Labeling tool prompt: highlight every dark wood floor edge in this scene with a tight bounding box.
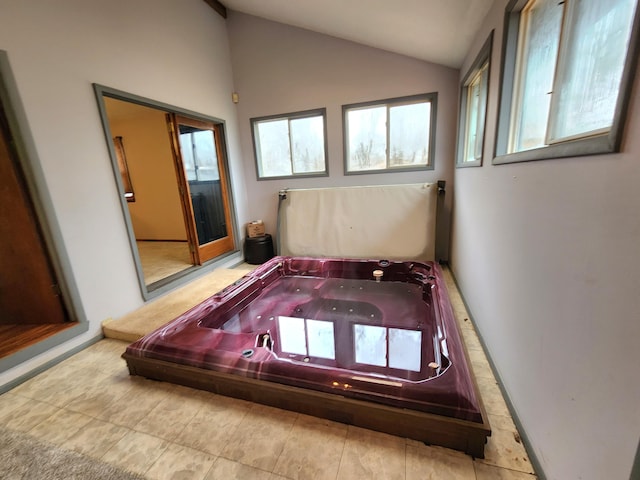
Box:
[0,328,99,394]
[0,324,77,358]
[447,265,547,479]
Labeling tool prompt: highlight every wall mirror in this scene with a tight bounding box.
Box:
[94,85,237,298]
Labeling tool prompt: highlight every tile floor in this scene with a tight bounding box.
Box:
[0,269,538,479]
[136,241,192,285]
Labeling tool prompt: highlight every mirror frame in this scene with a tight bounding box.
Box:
[93,84,241,300]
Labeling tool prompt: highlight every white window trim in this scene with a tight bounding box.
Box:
[494,0,640,164]
[342,93,437,175]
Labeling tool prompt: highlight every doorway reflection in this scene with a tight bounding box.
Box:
[102,98,193,287]
[136,240,192,285]
[96,87,237,294]
[168,115,235,266]
[178,124,227,245]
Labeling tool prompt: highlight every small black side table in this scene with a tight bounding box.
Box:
[244,234,274,264]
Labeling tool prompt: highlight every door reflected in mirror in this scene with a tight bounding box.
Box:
[96,88,236,294]
[168,115,235,265]
[178,125,226,244]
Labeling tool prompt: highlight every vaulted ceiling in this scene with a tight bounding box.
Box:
[220,0,494,68]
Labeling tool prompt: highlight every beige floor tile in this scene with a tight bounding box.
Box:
[65,369,136,418]
[89,337,132,354]
[443,294,470,326]
[3,398,60,432]
[479,423,535,474]
[27,408,93,445]
[47,376,115,409]
[337,426,406,480]
[145,442,217,480]
[97,377,175,427]
[175,394,252,456]
[489,413,517,431]
[10,362,101,402]
[0,392,31,421]
[451,305,469,323]
[101,429,169,475]
[62,339,129,375]
[137,240,192,285]
[133,387,205,441]
[476,376,511,417]
[220,403,297,471]
[474,462,537,479]
[62,418,131,459]
[273,414,347,480]
[406,443,475,480]
[457,314,477,330]
[205,457,272,480]
[467,348,496,380]
[18,367,111,409]
[460,325,483,351]
[7,374,47,399]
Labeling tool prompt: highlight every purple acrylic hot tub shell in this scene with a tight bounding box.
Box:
[125,257,485,424]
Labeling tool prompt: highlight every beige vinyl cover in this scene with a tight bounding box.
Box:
[279,183,438,261]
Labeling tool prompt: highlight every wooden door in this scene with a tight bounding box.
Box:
[167,114,235,265]
[0,103,69,324]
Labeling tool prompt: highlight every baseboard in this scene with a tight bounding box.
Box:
[0,332,104,395]
[448,267,547,480]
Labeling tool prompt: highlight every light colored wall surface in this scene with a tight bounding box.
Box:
[450,1,640,479]
[227,12,458,259]
[0,0,248,387]
[105,101,187,241]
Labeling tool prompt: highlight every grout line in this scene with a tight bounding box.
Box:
[334,429,348,480]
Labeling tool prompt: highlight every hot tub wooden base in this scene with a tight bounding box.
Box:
[123,353,491,458]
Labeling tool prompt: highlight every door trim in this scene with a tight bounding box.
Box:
[93,84,241,300]
[167,114,236,265]
[0,50,87,369]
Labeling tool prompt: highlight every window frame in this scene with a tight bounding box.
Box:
[342,93,437,175]
[494,0,640,164]
[251,108,329,181]
[113,136,135,201]
[456,30,493,168]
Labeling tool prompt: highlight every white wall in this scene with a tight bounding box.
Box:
[226,12,458,259]
[451,1,640,479]
[106,104,187,241]
[0,0,248,386]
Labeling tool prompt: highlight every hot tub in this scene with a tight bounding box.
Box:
[123,256,491,456]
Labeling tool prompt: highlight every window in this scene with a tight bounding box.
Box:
[113,136,135,201]
[343,93,437,174]
[178,126,220,182]
[457,31,493,167]
[495,0,639,163]
[251,108,328,179]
